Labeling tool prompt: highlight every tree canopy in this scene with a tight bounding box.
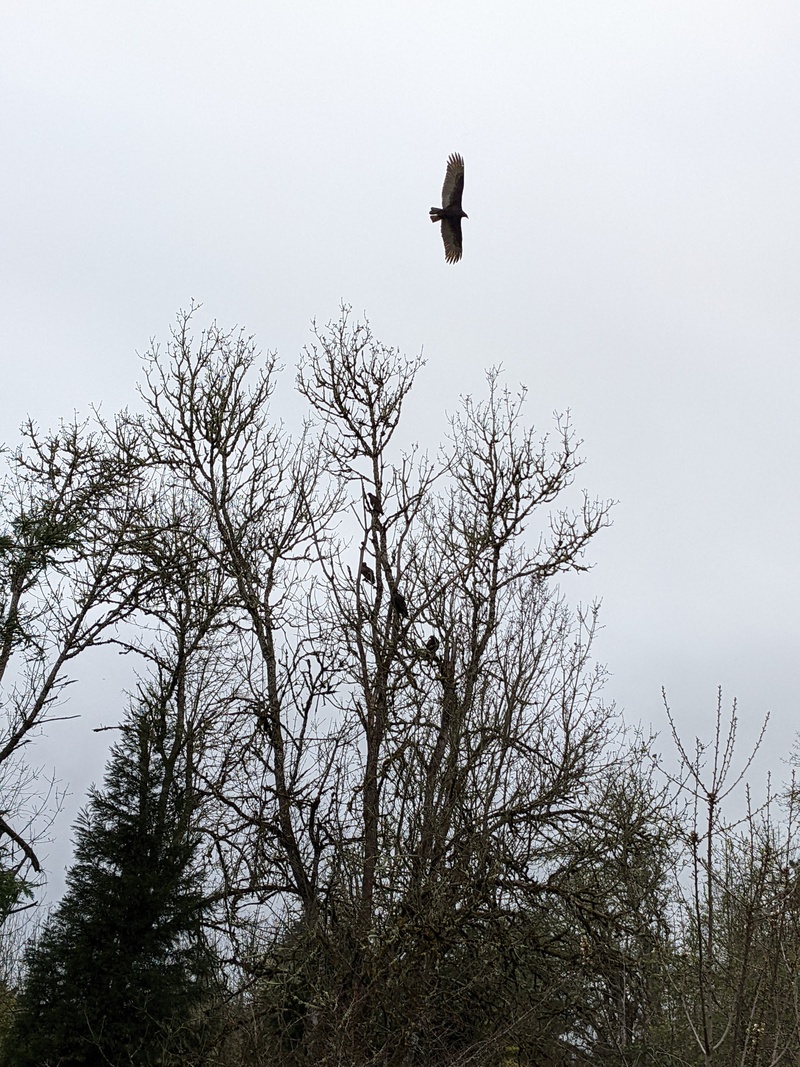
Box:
[0,308,797,1067]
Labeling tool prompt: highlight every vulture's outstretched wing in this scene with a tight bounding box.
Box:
[441,217,463,263]
[441,153,465,210]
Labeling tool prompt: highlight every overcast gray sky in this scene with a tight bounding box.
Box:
[3,1,800,893]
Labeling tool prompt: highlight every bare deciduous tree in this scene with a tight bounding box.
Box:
[0,417,148,884]
[125,306,628,1064]
[659,689,800,1067]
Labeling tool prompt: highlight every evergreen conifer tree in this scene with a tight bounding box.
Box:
[2,688,216,1067]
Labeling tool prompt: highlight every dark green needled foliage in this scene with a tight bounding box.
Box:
[2,695,217,1067]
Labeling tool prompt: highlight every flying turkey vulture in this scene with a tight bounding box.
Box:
[360,561,375,585]
[391,590,409,618]
[430,153,468,263]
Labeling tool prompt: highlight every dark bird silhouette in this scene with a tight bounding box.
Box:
[425,635,439,654]
[367,492,383,515]
[391,590,409,618]
[430,153,468,263]
[360,561,375,584]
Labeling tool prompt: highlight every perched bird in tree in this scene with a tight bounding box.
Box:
[425,635,440,654]
[360,561,375,585]
[430,153,468,263]
[367,492,383,515]
[391,590,409,618]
